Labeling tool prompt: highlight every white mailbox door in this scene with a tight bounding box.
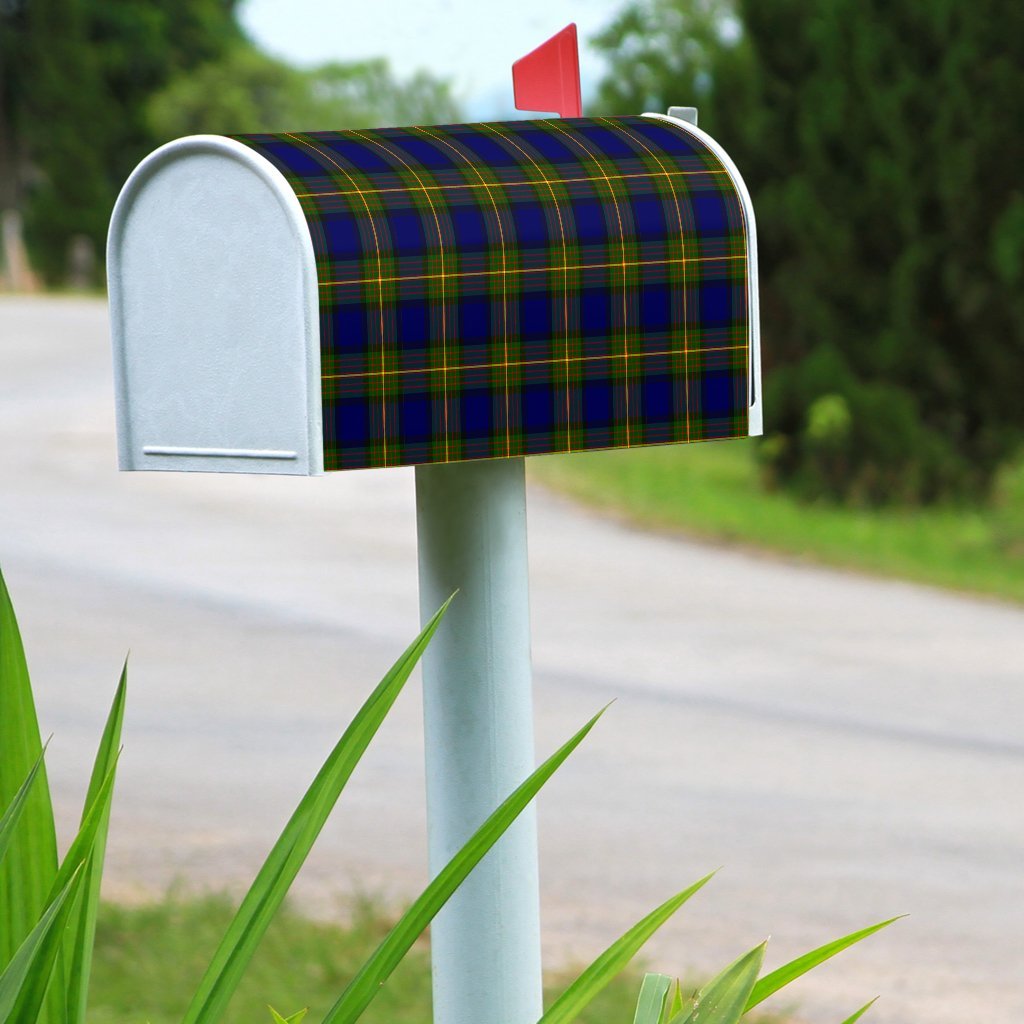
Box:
[108,136,323,475]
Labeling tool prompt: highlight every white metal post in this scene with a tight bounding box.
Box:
[415,456,543,1024]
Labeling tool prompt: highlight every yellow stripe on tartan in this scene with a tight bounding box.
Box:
[321,254,745,288]
[483,123,575,453]
[293,167,731,200]
[284,132,391,467]
[348,129,452,463]
[235,115,753,470]
[416,125,513,459]
[537,120,634,447]
[601,117,694,444]
[322,344,748,380]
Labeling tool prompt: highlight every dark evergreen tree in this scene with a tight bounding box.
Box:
[8,0,116,283]
[1,0,462,288]
[595,0,1024,503]
[0,0,241,284]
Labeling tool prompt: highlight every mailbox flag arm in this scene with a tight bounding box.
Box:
[512,23,582,117]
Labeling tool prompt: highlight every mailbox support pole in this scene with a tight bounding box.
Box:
[415,457,543,1024]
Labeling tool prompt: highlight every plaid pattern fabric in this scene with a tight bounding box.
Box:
[235,116,752,471]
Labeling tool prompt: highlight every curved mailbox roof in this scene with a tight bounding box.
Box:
[236,115,758,471]
[109,114,758,474]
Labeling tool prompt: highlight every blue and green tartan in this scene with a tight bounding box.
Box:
[235,115,752,471]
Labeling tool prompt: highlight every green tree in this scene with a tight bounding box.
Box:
[3,0,116,285]
[592,0,740,117]
[146,46,464,140]
[1,0,241,285]
[594,0,1024,504]
[1,0,462,287]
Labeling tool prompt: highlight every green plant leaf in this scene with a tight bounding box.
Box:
[66,662,127,1024]
[539,873,714,1024]
[745,918,902,1011]
[182,597,454,1024]
[666,980,684,1021]
[669,943,765,1024]
[0,867,85,1024]
[12,761,119,1022]
[633,973,671,1024]
[50,762,119,906]
[0,749,46,870]
[321,708,607,1024]
[268,1008,308,1024]
[0,567,59,1011]
[839,997,878,1024]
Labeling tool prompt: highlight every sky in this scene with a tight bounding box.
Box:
[239,0,628,120]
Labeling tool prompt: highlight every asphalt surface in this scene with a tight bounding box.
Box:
[1,296,1022,1022]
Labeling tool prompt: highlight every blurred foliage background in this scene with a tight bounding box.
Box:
[0,0,462,285]
[1,0,1022,519]
[595,0,1024,506]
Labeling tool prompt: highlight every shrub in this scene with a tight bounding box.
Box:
[760,346,976,505]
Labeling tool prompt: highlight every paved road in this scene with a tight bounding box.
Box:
[1,296,1022,1023]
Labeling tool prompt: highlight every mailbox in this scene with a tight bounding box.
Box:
[108,112,760,475]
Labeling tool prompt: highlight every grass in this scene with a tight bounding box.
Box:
[530,439,1024,604]
[85,895,647,1024]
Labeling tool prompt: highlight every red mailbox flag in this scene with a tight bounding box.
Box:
[512,24,582,118]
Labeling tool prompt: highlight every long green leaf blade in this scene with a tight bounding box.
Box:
[183,598,453,1024]
[666,980,684,1021]
[633,973,671,1024]
[671,943,765,1024]
[745,918,902,1011]
[321,709,606,1024]
[840,998,878,1024]
[0,567,59,1017]
[48,762,119,904]
[0,868,84,1024]
[540,873,714,1024]
[12,762,119,1022]
[0,750,46,870]
[66,662,127,1024]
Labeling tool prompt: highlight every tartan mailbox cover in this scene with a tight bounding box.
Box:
[108,113,760,475]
